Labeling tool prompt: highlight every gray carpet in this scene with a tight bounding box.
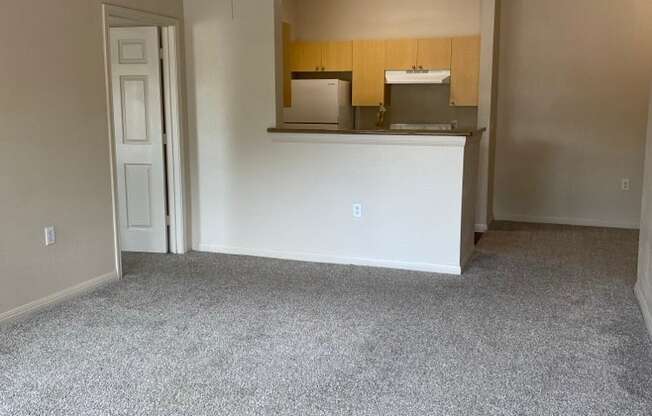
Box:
[1,222,652,415]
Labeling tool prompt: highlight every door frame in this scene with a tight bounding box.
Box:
[101,4,188,278]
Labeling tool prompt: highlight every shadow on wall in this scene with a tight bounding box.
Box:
[185,4,239,247]
[495,137,561,216]
[185,0,281,249]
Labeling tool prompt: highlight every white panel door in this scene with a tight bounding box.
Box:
[110,27,167,253]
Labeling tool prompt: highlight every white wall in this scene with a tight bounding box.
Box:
[0,0,184,318]
[292,0,481,40]
[184,0,477,273]
[494,0,652,229]
[636,83,652,337]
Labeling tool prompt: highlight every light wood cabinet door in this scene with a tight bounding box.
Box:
[322,41,352,71]
[290,41,323,72]
[417,38,452,70]
[450,36,481,107]
[385,39,418,70]
[353,40,387,106]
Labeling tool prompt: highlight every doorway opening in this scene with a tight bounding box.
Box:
[102,5,187,278]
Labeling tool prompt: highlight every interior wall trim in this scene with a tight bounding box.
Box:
[494,214,640,230]
[0,271,118,325]
[198,244,463,275]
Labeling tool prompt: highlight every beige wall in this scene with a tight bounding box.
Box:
[0,0,184,317]
[281,0,298,29]
[292,0,480,40]
[637,83,652,337]
[494,0,652,228]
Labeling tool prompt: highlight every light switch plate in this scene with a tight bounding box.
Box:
[44,226,56,246]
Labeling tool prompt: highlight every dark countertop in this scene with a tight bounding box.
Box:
[268,127,485,137]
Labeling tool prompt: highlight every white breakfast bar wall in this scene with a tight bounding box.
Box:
[185,0,494,275]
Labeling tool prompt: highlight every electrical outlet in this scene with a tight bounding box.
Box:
[44,226,56,246]
[352,203,363,218]
[622,178,631,191]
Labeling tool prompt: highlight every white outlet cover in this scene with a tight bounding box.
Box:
[353,204,363,218]
[44,226,56,246]
[622,178,631,191]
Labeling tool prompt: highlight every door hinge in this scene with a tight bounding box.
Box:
[159,48,164,60]
[162,133,167,145]
[166,215,171,226]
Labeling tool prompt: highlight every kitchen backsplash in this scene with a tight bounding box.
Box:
[355,84,478,130]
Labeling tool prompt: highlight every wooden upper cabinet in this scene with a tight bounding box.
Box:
[353,40,386,106]
[290,41,353,72]
[287,35,479,108]
[450,36,481,107]
[322,41,353,71]
[385,38,451,70]
[385,39,418,70]
[290,42,323,72]
[417,38,452,69]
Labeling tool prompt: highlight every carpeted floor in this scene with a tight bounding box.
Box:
[1,222,652,415]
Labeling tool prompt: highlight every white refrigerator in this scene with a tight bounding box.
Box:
[283,79,353,130]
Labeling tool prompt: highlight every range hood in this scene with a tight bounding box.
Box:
[385,69,451,85]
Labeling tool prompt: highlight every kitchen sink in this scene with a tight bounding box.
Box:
[390,123,455,131]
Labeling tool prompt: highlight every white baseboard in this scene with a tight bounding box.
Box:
[494,214,640,230]
[0,271,119,325]
[198,244,462,275]
[635,282,652,340]
[475,224,488,233]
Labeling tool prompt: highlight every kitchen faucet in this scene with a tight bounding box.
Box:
[376,102,387,128]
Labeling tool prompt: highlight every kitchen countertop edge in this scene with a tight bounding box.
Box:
[267,127,485,137]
